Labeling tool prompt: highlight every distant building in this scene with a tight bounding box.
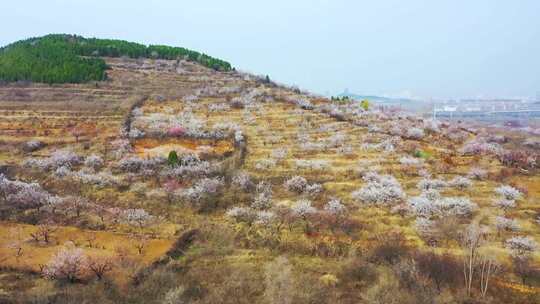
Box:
[460,98,522,103]
[433,97,540,119]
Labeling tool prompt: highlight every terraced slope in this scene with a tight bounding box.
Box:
[0,55,539,303]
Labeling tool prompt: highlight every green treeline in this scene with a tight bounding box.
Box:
[0,34,232,84]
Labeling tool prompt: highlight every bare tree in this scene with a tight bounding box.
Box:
[7,241,24,261]
[506,236,538,285]
[132,234,149,255]
[461,223,484,296]
[479,254,500,298]
[512,256,536,285]
[70,128,84,143]
[93,204,109,226]
[85,233,98,248]
[415,251,461,292]
[63,196,91,218]
[7,227,26,261]
[114,245,133,268]
[30,222,57,244]
[87,255,114,280]
[433,216,460,247]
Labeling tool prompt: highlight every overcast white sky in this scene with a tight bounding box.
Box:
[1,0,539,99]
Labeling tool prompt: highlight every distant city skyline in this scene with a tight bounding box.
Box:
[335,88,537,102]
[1,0,539,99]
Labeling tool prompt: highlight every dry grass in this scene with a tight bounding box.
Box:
[0,222,173,272]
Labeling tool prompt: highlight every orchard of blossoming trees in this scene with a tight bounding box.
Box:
[0,36,539,303]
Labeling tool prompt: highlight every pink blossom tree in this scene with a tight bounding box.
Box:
[167,126,186,137]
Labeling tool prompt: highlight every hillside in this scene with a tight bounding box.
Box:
[336,91,432,111]
[0,36,539,303]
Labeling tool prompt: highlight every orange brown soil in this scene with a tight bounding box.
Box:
[133,137,234,158]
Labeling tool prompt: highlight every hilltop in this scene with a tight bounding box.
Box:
[0,34,231,84]
[0,35,539,303]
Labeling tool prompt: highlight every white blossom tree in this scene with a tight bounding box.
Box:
[351,172,405,206]
[468,168,488,180]
[23,139,44,152]
[182,177,224,209]
[271,148,288,160]
[122,208,155,229]
[43,245,87,282]
[450,176,472,190]
[252,191,273,210]
[255,159,277,170]
[226,206,256,224]
[0,175,50,211]
[399,156,423,167]
[407,191,477,219]
[492,199,517,211]
[323,198,347,216]
[507,236,538,286]
[495,216,520,234]
[495,185,522,201]
[417,178,447,191]
[84,154,104,171]
[505,236,537,256]
[232,171,254,192]
[255,210,276,227]
[284,176,308,193]
[437,197,477,218]
[405,127,425,140]
[292,199,317,232]
[322,198,349,233]
[49,150,82,169]
[304,183,323,198]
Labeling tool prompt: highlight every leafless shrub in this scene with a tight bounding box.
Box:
[370,232,410,265]
[87,255,114,280]
[30,222,57,244]
[415,251,461,292]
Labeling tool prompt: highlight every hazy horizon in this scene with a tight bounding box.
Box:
[2,0,539,100]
